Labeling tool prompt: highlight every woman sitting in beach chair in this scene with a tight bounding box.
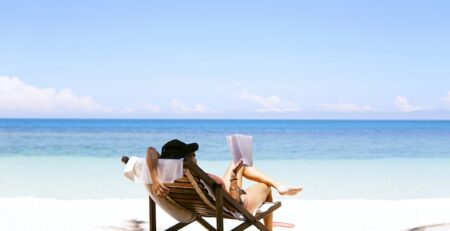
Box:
[123,139,302,230]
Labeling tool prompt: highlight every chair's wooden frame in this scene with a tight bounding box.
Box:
[149,158,281,231]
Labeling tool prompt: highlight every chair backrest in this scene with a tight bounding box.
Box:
[165,161,241,220]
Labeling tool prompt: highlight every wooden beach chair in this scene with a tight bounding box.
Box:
[148,158,281,231]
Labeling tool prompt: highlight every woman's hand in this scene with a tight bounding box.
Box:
[146,146,168,197]
[152,179,169,198]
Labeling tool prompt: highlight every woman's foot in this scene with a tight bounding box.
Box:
[276,185,302,196]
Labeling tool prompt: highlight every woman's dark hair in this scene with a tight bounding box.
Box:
[121,156,129,164]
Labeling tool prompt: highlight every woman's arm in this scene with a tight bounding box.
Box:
[229,160,245,204]
[146,147,169,197]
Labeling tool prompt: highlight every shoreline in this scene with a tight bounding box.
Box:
[2,197,450,231]
[3,157,450,200]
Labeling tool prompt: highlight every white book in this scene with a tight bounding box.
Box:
[226,134,253,166]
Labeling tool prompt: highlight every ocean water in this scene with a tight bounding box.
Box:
[1,119,450,200]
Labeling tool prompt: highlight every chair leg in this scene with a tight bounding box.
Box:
[165,216,214,231]
[215,189,224,231]
[252,221,269,231]
[231,220,268,231]
[231,221,252,231]
[196,216,217,231]
[149,196,156,231]
[165,222,192,231]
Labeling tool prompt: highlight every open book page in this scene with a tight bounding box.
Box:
[226,134,253,166]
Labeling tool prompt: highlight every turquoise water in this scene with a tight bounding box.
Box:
[1,119,449,199]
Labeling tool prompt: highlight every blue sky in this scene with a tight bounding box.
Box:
[1,0,449,119]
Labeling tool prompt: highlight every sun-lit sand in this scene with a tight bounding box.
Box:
[2,197,450,231]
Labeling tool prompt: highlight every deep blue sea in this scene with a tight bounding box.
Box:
[1,119,449,200]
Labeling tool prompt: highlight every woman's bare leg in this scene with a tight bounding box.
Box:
[223,162,297,230]
[225,162,275,229]
[244,183,273,230]
[225,163,280,189]
[242,166,280,189]
[264,189,273,230]
[243,166,302,196]
[224,161,301,196]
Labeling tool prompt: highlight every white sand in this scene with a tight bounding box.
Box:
[1,197,450,231]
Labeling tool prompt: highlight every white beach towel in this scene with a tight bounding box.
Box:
[226,134,253,166]
[123,156,184,184]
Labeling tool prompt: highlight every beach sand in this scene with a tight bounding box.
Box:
[1,197,450,231]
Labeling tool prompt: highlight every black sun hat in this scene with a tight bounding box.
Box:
[160,139,199,159]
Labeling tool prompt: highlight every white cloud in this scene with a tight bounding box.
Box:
[115,103,161,114]
[169,99,207,113]
[238,89,299,112]
[0,76,111,115]
[394,96,430,112]
[320,102,374,112]
[0,76,218,117]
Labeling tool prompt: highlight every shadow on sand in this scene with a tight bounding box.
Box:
[103,219,147,231]
[408,223,450,231]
